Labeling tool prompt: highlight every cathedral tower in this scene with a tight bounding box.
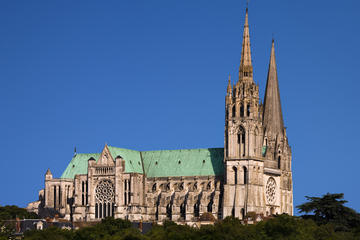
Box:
[223,8,264,219]
[223,9,293,219]
[262,40,293,215]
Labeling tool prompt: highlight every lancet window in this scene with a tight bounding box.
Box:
[233,166,238,185]
[166,203,172,220]
[124,179,131,205]
[194,202,200,217]
[243,166,248,184]
[278,156,281,169]
[180,202,186,219]
[237,127,246,157]
[81,180,88,206]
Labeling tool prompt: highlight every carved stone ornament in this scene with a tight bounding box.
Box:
[266,177,276,204]
[95,179,115,203]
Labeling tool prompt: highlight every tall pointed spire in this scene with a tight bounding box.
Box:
[263,40,284,136]
[239,8,253,82]
[227,74,232,96]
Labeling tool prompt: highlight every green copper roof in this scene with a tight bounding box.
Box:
[142,148,224,177]
[60,153,100,179]
[107,146,143,174]
[60,146,224,179]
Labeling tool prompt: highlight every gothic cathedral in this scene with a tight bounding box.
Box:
[27,9,293,224]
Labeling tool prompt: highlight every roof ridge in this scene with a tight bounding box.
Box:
[107,145,223,153]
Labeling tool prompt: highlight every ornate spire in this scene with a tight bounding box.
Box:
[263,40,284,136]
[227,74,232,96]
[239,8,253,82]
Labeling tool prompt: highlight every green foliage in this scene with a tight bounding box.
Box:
[4,193,360,240]
[73,217,142,240]
[0,205,38,220]
[24,226,74,240]
[8,214,360,240]
[297,193,360,231]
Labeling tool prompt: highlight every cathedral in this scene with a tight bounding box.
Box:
[27,9,293,224]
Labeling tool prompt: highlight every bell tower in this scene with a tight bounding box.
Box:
[223,8,265,219]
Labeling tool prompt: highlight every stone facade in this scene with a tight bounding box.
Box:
[27,8,293,224]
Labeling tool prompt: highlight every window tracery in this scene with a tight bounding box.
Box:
[266,177,276,204]
[95,179,115,219]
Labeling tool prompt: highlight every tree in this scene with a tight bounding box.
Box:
[297,193,360,231]
[0,205,38,220]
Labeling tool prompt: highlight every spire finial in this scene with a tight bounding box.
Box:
[74,146,77,156]
[238,4,253,82]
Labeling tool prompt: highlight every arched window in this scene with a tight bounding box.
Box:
[241,208,245,220]
[247,104,250,117]
[180,202,186,219]
[155,195,160,221]
[239,126,246,157]
[243,166,248,184]
[240,104,244,117]
[152,183,157,192]
[53,186,56,208]
[95,203,98,218]
[225,134,228,157]
[124,179,131,205]
[166,203,172,220]
[231,207,235,217]
[95,180,115,219]
[194,202,200,217]
[82,181,84,205]
[233,166,238,185]
[278,156,281,169]
[207,201,213,213]
[242,131,245,157]
[232,105,236,117]
[58,186,61,208]
[254,128,258,155]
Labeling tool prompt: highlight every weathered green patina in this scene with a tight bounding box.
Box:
[60,153,100,179]
[107,146,143,174]
[60,146,224,179]
[142,148,224,178]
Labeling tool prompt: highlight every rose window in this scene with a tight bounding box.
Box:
[265,177,276,204]
[95,179,115,203]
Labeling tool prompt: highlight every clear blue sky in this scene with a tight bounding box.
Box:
[0,0,359,214]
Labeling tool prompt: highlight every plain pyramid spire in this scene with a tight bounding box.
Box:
[239,8,254,82]
[263,40,284,136]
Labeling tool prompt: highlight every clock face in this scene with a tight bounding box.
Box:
[266,177,276,204]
